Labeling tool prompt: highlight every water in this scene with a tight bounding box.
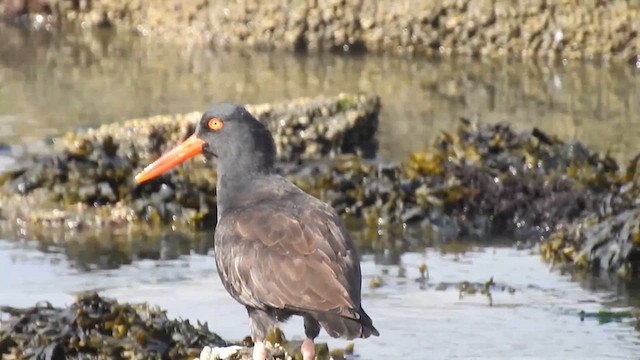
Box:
[1,25,639,162]
[1,24,640,359]
[2,240,639,359]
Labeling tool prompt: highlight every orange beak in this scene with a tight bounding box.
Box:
[134,134,206,184]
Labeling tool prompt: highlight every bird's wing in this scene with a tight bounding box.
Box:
[214,199,362,320]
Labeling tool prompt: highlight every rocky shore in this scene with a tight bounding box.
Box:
[0,292,345,360]
[0,93,380,231]
[1,0,638,64]
[0,93,638,279]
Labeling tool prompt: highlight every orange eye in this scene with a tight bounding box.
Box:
[208,118,223,131]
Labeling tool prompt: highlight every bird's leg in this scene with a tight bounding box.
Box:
[252,341,267,360]
[247,307,276,360]
[301,338,315,360]
[302,315,320,360]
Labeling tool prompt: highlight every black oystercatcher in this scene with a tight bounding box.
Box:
[134,104,379,360]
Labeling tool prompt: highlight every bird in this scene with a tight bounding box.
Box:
[134,104,379,360]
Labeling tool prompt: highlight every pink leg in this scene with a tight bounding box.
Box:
[301,338,315,360]
[253,341,267,360]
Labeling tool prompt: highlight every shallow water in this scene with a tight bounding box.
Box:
[2,240,639,359]
[1,24,640,358]
[0,25,639,163]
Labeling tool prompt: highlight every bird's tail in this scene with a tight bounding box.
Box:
[314,307,379,340]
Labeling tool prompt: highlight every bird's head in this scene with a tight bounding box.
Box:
[134,103,276,184]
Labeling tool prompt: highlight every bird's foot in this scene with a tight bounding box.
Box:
[301,338,315,360]
[199,345,243,360]
[253,341,267,360]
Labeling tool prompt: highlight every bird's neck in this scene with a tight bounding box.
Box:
[215,157,274,220]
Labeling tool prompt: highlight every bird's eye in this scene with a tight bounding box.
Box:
[208,118,224,131]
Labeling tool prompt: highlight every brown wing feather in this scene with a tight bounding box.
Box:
[214,196,362,319]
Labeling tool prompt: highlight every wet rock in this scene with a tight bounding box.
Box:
[541,209,640,280]
[0,93,379,230]
[97,181,116,202]
[0,292,227,359]
[0,293,342,360]
[78,184,97,202]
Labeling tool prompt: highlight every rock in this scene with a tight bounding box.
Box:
[0,93,379,230]
[1,0,638,63]
[1,108,639,280]
[542,209,640,280]
[0,293,221,359]
[0,293,341,360]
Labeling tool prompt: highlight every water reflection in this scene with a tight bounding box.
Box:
[2,223,420,272]
[0,213,493,274]
[3,228,211,271]
[0,24,638,163]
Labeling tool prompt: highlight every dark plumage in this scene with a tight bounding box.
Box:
[135,104,378,360]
